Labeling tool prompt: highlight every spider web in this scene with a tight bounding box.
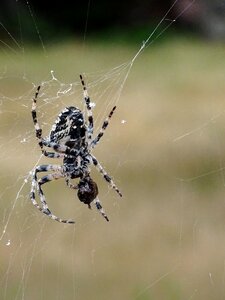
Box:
[1,1,225,299]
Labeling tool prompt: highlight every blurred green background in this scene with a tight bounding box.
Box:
[1,1,225,300]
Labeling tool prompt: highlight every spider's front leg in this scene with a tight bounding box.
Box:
[65,178,78,190]
[77,176,109,221]
[30,164,75,224]
[94,197,109,222]
[90,155,122,197]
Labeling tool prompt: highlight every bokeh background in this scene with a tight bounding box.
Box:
[1,1,225,299]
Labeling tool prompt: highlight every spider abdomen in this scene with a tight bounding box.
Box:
[49,106,86,144]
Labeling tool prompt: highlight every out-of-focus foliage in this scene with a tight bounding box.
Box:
[0,0,225,41]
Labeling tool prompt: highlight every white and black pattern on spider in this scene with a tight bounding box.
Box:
[50,107,86,145]
[30,75,122,224]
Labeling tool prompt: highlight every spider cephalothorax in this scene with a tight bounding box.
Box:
[77,176,98,206]
[30,75,122,224]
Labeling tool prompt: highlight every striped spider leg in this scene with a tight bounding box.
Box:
[30,164,75,224]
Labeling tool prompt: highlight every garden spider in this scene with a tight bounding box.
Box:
[30,75,122,224]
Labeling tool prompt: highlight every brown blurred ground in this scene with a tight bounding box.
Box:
[0,37,225,299]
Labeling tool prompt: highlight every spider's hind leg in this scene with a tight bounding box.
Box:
[31,85,44,151]
[80,75,94,143]
[91,106,116,149]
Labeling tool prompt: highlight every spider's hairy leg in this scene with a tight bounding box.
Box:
[79,74,94,142]
[31,87,70,159]
[94,197,109,222]
[42,151,65,159]
[91,155,122,197]
[65,178,78,189]
[91,106,116,149]
[42,140,79,157]
[30,165,75,224]
[31,85,44,151]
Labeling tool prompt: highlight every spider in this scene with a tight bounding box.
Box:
[30,75,122,224]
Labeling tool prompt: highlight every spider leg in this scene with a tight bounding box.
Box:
[42,150,65,159]
[91,155,122,197]
[31,85,43,150]
[31,164,60,212]
[37,172,63,212]
[65,178,78,189]
[94,197,109,222]
[31,85,44,152]
[42,140,79,157]
[32,87,78,159]
[91,106,116,149]
[42,150,79,160]
[80,75,94,143]
[30,165,75,224]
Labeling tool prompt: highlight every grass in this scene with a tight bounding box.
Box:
[1,36,225,299]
